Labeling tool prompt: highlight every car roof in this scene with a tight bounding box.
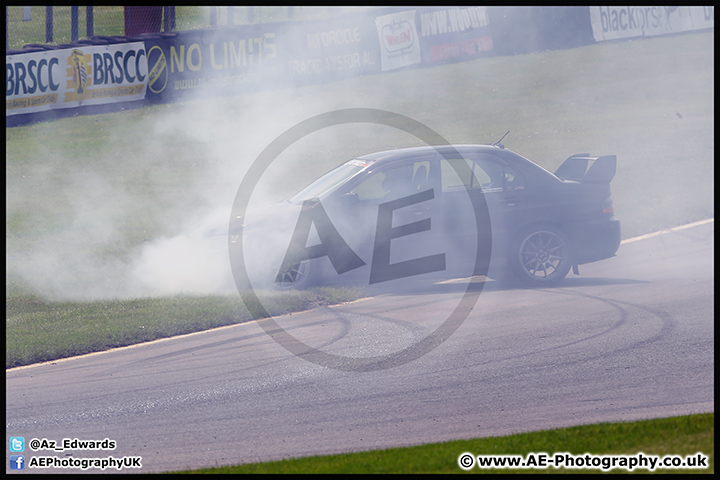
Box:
[354,144,561,184]
[355,144,506,165]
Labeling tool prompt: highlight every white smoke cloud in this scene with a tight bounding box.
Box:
[7,20,712,301]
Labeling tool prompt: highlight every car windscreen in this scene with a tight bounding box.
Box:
[289,159,369,204]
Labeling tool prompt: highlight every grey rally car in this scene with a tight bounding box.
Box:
[233,142,620,289]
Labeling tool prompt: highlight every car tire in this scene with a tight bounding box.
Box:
[510,226,573,287]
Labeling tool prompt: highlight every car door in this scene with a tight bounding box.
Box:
[436,153,527,274]
[328,157,445,284]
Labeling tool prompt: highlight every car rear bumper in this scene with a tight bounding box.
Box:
[571,217,621,265]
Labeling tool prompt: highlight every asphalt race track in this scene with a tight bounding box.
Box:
[6,220,714,474]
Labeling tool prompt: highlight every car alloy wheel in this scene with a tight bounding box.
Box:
[515,228,572,286]
[275,259,313,290]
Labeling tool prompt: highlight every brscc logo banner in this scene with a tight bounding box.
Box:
[229,108,491,372]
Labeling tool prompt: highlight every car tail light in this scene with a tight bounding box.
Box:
[602,194,614,215]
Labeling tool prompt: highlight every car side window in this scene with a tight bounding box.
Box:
[503,168,525,192]
[350,160,433,202]
[441,158,488,192]
[441,156,524,193]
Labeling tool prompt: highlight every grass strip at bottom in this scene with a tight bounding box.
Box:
[174,413,713,474]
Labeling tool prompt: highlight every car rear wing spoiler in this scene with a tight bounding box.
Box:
[554,154,617,184]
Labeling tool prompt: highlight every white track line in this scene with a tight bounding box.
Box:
[621,218,714,244]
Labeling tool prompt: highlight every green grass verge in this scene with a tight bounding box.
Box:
[5,286,365,369]
[171,413,713,474]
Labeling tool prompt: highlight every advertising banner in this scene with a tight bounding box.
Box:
[281,13,381,86]
[417,7,493,64]
[590,6,714,41]
[141,13,384,103]
[6,42,147,117]
[141,25,283,102]
[375,9,422,72]
[5,8,496,124]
